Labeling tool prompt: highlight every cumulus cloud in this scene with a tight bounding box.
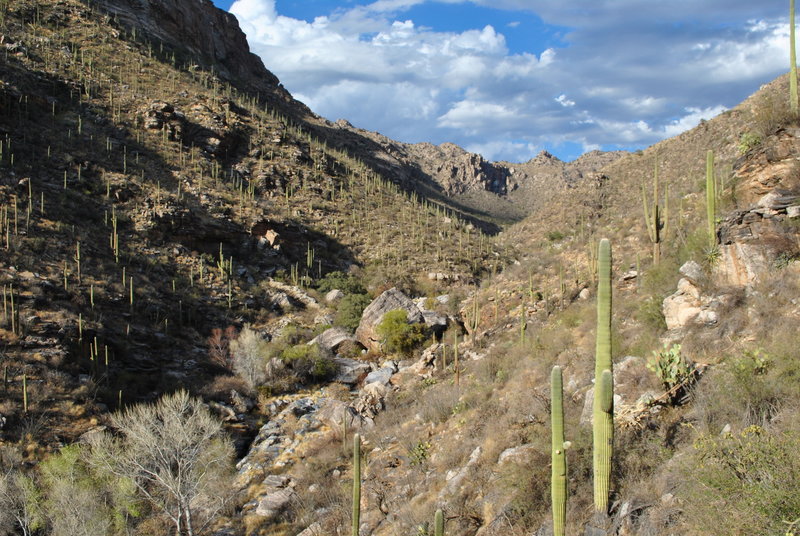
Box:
[229,0,792,161]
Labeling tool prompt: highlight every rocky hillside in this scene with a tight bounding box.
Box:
[86,0,625,227]
[2,0,800,535]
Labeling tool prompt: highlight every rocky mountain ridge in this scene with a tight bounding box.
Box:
[91,0,626,226]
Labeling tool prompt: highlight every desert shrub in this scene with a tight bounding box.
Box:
[737,131,762,154]
[37,444,140,536]
[498,451,551,530]
[418,383,461,424]
[376,310,428,356]
[334,293,372,331]
[752,88,797,138]
[274,324,311,348]
[682,426,800,535]
[229,325,269,390]
[200,375,252,402]
[315,271,366,296]
[636,294,667,331]
[281,344,335,382]
[691,346,800,437]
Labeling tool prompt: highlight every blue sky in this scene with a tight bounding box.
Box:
[215,0,791,162]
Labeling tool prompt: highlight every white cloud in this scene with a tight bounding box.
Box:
[465,140,540,163]
[229,0,793,162]
[555,94,575,107]
[438,101,520,131]
[661,106,729,138]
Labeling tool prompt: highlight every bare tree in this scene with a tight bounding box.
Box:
[89,390,235,536]
[207,326,238,372]
[229,324,269,389]
[0,447,39,536]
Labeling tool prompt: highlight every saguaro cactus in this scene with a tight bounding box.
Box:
[434,509,444,536]
[792,0,798,114]
[593,239,613,514]
[352,433,361,536]
[551,366,567,536]
[706,150,716,248]
[22,374,28,414]
[642,154,669,265]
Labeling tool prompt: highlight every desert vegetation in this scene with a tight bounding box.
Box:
[0,0,800,534]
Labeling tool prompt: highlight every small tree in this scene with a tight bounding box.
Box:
[0,448,39,536]
[229,324,268,389]
[335,294,373,331]
[37,445,139,536]
[88,391,234,536]
[281,343,335,382]
[207,326,238,372]
[376,309,428,356]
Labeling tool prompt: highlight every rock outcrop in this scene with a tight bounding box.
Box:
[93,0,290,100]
[663,262,727,331]
[714,127,800,287]
[355,288,424,352]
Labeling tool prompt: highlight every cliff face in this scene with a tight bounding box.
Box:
[93,0,302,108]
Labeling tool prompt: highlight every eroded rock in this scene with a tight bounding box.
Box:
[355,288,423,351]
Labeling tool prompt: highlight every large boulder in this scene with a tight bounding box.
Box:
[331,357,371,385]
[355,288,424,351]
[311,327,361,355]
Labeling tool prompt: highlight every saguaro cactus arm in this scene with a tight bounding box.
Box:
[706,150,716,247]
[352,434,361,536]
[551,366,567,536]
[792,0,798,114]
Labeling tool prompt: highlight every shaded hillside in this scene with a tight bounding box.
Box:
[0,0,508,449]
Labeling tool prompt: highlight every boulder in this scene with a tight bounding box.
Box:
[440,446,482,498]
[364,367,395,386]
[354,382,388,419]
[325,289,344,303]
[421,310,448,335]
[715,242,774,287]
[355,288,424,351]
[662,278,703,330]
[255,488,295,518]
[679,260,704,284]
[313,327,359,355]
[662,278,724,331]
[331,357,371,385]
[316,398,366,430]
[297,523,324,536]
[497,443,537,465]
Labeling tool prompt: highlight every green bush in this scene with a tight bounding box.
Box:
[281,343,335,382]
[376,309,428,356]
[737,131,762,154]
[315,271,366,295]
[334,294,373,331]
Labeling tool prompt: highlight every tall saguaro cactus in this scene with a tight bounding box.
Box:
[792,0,798,114]
[352,433,361,536]
[551,366,567,536]
[593,239,613,515]
[706,150,716,248]
[642,154,668,265]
